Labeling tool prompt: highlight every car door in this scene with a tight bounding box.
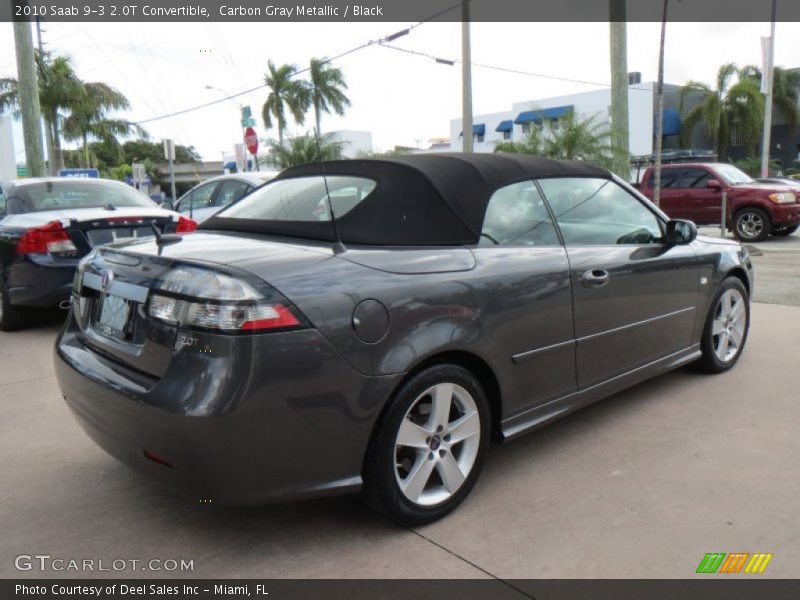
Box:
[677,167,721,224]
[649,167,683,218]
[176,181,221,222]
[538,177,699,389]
[472,180,576,416]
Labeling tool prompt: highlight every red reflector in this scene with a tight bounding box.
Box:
[143,449,174,469]
[175,216,198,233]
[15,220,73,255]
[242,304,300,331]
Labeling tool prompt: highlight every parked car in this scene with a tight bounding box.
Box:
[172,172,279,223]
[55,154,752,525]
[638,162,800,241]
[0,177,196,330]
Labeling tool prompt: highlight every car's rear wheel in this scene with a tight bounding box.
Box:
[772,225,798,237]
[695,277,750,373]
[733,207,771,242]
[364,364,490,526]
[0,284,27,332]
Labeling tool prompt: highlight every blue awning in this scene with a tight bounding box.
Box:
[223,161,238,171]
[514,105,573,124]
[495,120,513,133]
[662,108,682,136]
[459,123,486,136]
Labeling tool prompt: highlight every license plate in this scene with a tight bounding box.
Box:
[86,227,154,246]
[95,294,131,339]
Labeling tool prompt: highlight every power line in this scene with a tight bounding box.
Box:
[378,42,655,92]
[131,4,462,126]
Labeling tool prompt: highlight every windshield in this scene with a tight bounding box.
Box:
[217,176,377,221]
[715,164,754,185]
[10,181,156,213]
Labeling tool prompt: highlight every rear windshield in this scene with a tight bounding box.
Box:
[216,176,377,222]
[8,181,155,213]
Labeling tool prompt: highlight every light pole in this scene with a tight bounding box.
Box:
[205,85,248,172]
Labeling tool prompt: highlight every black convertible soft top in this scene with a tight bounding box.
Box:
[203,153,610,246]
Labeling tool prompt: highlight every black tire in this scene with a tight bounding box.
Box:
[363,364,491,526]
[733,207,771,242]
[0,283,27,332]
[772,225,798,237]
[695,277,750,373]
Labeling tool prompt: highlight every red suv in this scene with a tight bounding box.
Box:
[638,162,800,242]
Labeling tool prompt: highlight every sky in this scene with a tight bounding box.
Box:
[1,19,798,162]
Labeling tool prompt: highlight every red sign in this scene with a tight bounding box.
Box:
[244,127,258,155]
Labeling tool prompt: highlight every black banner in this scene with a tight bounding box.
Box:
[5,579,800,600]
[3,0,800,23]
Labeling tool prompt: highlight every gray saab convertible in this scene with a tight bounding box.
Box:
[55,153,752,525]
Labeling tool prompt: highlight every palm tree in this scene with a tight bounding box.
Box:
[261,61,309,147]
[738,65,800,134]
[265,134,343,169]
[62,82,144,167]
[496,111,625,169]
[679,63,764,158]
[307,58,350,134]
[0,51,84,173]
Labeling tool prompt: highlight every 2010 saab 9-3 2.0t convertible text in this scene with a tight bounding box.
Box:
[55,154,753,525]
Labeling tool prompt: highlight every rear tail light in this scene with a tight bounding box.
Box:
[16,220,78,256]
[175,216,198,233]
[147,265,303,333]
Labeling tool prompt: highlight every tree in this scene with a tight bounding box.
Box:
[264,134,343,169]
[62,81,145,167]
[495,111,626,170]
[121,140,201,164]
[307,58,350,134]
[261,61,309,147]
[0,50,84,173]
[738,65,800,134]
[679,63,764,158]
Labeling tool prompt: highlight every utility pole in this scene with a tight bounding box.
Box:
[652,0,670,207]
[35,17,55,175]
[609,0,630,180]
[461,0,473,154]
[760,0,777,178]
[13,18,45,177]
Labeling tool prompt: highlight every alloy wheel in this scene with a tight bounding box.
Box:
[712,288,747,363]
[394,382,481,507]
[736,212,764,240]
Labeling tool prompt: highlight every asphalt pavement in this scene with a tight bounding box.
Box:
[1,234,798,580]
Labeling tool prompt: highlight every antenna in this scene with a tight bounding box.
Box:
[312,128,346,255]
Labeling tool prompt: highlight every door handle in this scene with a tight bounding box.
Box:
[581,269,610,288]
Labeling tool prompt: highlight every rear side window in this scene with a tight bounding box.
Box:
[539,177,663,245]
[480,180,559,246]
[216,180,252,208]
[647,168,710,189]
[218,176,377,222]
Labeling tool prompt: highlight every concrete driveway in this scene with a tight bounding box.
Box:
[1,231,799,579]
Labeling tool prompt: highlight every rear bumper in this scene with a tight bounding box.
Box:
[5,255,77,308]
[54,311,402,505]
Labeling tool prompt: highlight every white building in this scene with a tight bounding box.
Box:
[328,130,373,158]
[0,116,16,180]
[450,82,684,157]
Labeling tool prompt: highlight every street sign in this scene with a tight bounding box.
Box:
[244,127,259,155]
[240,117,256,128]
[58,168,100,178]
[241,105,252,119]
[16,165,28,178]
[163,139,175,161]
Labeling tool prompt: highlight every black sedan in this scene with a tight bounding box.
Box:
[54,154,752,525]
[0,177,196,330]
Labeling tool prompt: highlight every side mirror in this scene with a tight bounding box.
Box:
[706,179,722,190]
[159,200,174,211]
[666,219,698,245]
